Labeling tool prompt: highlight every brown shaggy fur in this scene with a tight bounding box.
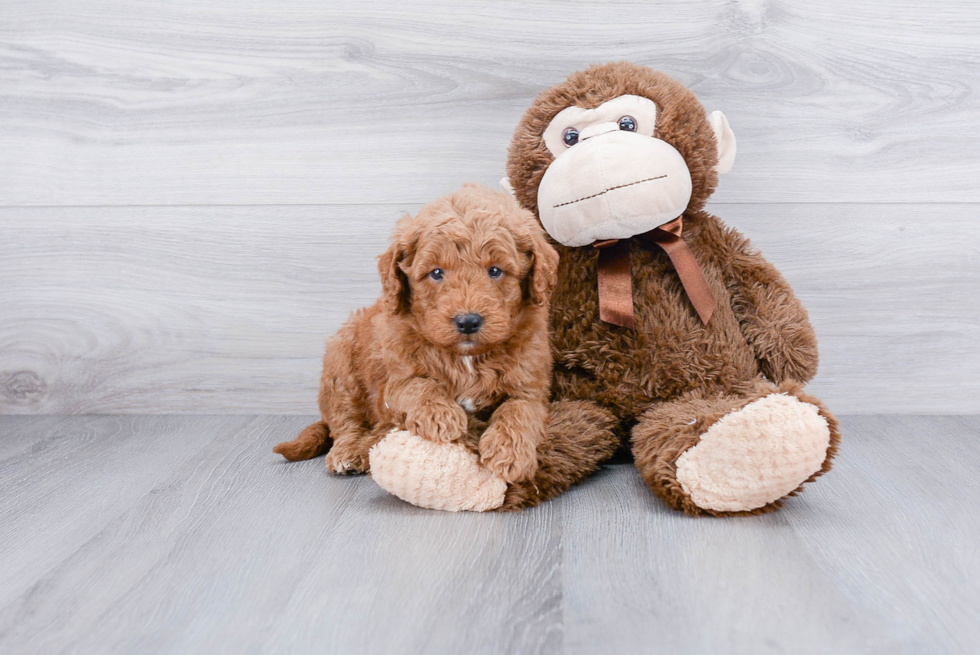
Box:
[274,185,614,487]
[503,62,841,514]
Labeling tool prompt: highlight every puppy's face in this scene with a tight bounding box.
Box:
[408,218,525,354]
[379,187,558,355]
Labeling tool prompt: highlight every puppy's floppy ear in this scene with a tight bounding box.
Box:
[526,223,560,306]
[378,214,421,314]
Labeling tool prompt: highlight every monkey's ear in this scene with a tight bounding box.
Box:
[709,110,737,175]
[500,177,517,200]
[378,217,418,314]
[526,225,560,307]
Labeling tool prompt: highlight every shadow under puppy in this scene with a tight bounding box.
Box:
[274,184,561,485]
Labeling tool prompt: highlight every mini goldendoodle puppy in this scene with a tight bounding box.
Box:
[274,184,559,484]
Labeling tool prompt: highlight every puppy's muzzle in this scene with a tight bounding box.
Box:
[454,313,483,334]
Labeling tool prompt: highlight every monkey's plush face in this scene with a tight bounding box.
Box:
[538,94,696,247]
[505,63,737,246]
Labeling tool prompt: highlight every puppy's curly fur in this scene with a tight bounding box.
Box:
[274,185,560,484]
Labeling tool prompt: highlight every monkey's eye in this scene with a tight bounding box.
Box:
[562,127,579,147]
[429,268,444,281]
[488,266,504,279]
[618,116,637,132]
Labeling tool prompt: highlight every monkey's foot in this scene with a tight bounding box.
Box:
[675,393,831,513]
[369,430,507,512]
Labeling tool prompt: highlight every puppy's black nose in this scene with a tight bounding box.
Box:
[455,313,483,334]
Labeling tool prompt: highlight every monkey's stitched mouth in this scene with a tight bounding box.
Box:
[552,175,667,209]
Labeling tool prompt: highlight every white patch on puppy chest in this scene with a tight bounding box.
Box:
[458,397,477,413]
[462,356,475,374]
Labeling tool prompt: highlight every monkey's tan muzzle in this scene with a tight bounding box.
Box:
[537,130,693,248]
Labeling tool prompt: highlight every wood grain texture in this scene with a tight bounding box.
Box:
[2,203,977,415]
[1,1,978,415]
[0,415,560,654]
[559,415,980,655]
[1,414,978,653]
[0,0,978,206]
[0,415,256,605]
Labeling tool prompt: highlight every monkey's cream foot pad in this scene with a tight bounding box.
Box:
[675,393,831,513]
[369,430,507,512]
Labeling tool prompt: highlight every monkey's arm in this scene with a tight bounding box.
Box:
[723,231,819,384]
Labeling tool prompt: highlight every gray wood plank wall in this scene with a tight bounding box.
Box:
[2,0,978,414]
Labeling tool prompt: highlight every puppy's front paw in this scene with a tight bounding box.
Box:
[479,423,539,483]
[325,443,370,476]
[406,399,468,443]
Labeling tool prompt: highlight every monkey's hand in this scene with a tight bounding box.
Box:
[726,235,819,384]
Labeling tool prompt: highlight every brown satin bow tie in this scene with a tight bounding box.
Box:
[593,216,715,329]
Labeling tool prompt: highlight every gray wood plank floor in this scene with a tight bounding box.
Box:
[1,415,977,654]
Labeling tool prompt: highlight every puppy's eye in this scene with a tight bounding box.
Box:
[618,116,637,132]
[429,268,444,281]
[488,266,504,279]
[562,127,579,147]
